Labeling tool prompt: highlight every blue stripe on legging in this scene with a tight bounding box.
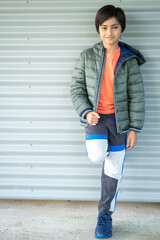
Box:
[85,134,108,140]
[109,144,126,152]
[113,150,126,212]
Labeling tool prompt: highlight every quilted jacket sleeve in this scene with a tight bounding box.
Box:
[127,58,145,132]
[70,51,93,120]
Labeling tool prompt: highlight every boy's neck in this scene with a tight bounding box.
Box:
[102,42,119,53]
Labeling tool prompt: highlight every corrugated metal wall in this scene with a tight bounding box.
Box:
[0,0,160,202]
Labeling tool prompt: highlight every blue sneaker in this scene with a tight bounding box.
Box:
[95,213,112,238]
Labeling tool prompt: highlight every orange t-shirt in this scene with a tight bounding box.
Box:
[97,47,121,114]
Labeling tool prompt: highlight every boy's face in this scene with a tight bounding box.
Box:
[98,17,122,48]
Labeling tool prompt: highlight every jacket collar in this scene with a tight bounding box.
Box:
[93,40,146,66]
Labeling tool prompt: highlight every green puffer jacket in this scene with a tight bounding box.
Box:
[70,40,146,135]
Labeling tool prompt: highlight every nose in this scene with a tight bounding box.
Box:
[107,27,112,36]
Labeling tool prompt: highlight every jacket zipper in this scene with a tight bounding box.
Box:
[113,73,119,135]
[94,48,106,111]
[113,55,137,135]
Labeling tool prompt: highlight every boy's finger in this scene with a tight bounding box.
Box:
[92,112,100,118]
[126,138,130,147]
[126,138,132,149]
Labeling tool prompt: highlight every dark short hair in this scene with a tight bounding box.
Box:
[95,5,126,34]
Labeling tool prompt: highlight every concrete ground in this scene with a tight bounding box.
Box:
[0,200,160,240]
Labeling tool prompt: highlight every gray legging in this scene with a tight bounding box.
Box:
[85,113,127,216]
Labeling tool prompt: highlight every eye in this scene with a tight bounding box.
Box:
[113,27,118,29]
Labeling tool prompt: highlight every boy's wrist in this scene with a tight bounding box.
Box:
[80,108,93,119]
[129,130,137,134]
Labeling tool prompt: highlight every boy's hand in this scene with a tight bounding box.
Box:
[86,112,100,126]
[126,130,137,150]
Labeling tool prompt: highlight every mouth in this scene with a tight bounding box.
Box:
[106,37,114,39]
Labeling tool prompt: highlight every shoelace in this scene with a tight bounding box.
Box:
[98,214,112,230]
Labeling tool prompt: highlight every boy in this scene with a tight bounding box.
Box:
[70,5,146,239]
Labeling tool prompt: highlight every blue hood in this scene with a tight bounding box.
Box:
[118,41,146,66]
[93,40,146,66]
